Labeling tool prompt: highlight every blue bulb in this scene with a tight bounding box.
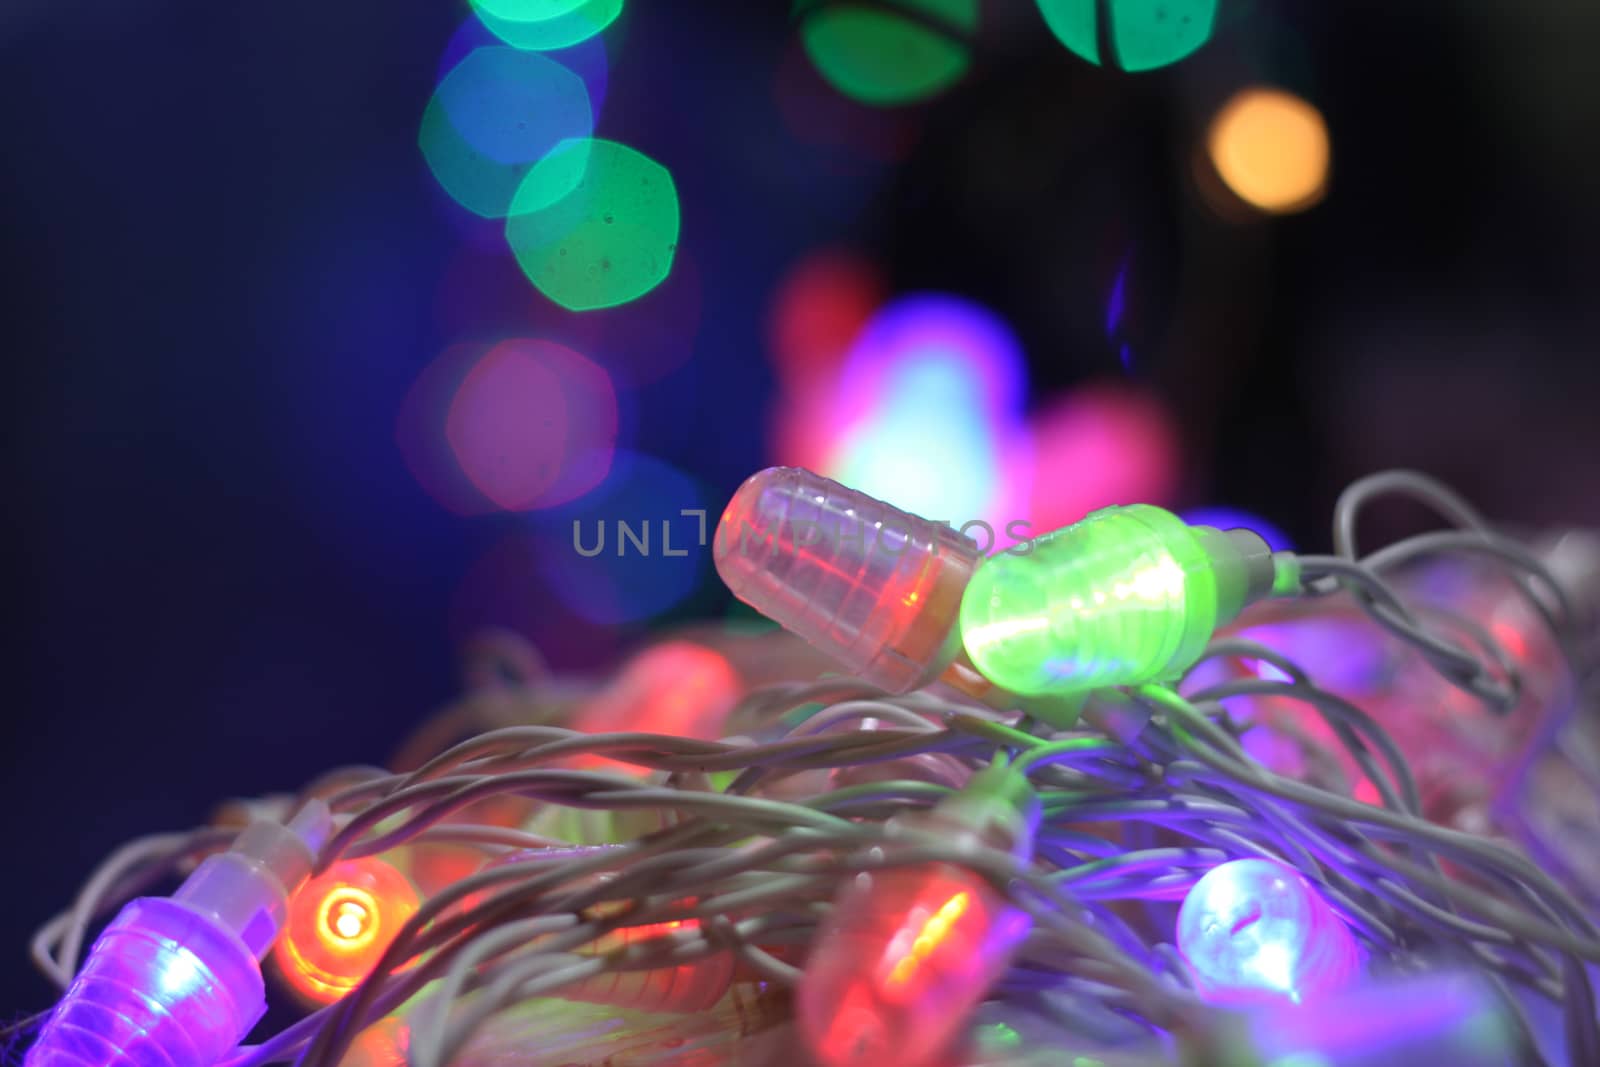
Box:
[1176,859,1359,1005]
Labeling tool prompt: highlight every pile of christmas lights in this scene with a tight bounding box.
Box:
[23,467,1600,1067]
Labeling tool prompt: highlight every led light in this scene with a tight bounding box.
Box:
[563,914,736,1013]
[799,765,1038,1067]
[26,804,331,1067]
[1247,969,1514,1065]
[273,858,422,1005]
[468,849,735,1013]
[960,504,1278,695]
[570,641,742,772]
[1176,859,1359,1005]
[714,466,981,694]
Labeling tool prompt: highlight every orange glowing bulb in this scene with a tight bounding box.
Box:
[273,858,421,1004]
[1207,86,1330,214]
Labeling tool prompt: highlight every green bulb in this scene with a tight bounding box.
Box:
[959,504,1274,695]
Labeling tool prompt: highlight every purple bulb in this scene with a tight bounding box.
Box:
[27,805,330,1067]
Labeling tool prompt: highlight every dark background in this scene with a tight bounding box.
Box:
[4,0,1599,1018]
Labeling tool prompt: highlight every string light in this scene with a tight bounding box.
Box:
[716,466,1289,712]
[25,804,331,1067]
[960,503,1283,696]
[273,858,422,1005]
[1176,858,1360,1005]
[799,763,1040,1067]
[714,466,982,695]
[569,640,742,772]
[26,468,1600,1065]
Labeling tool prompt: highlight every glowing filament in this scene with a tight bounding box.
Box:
[884,892,970,989]
[274,859,420,1004]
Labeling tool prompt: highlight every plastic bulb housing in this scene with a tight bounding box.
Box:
[1176,858,1360,1005]
[562,916,736,1014]
[799,765,1039,1067]
[960,504,1276,695]
[800,863,1031,1067]
[26,803,332,1067]
[714,467,980,694]
[273,857,422,1004]
[570,641,742,772]
[465,849,731,1013]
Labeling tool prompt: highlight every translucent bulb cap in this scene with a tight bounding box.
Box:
[924,762,1040,857]
[273,857,421,1004]
[799,863,1032,1067]
[1176,858,1359,1005]
[25,897,269,1067]
[714,467,980,693]
[959,505,1275,696]
[25,804,333,1067]
[175,800,332,959]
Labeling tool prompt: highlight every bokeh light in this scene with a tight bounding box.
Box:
[396,339,618,515]
[1036,0,1217,72]
[437,17,610,119]
[1181,506,1291,551]
[1206,87,1331,214]
[433,246,703,387]
[534,451,709,624]
[397,342,499,516]
[583,251,705,386]
[273,859,421,1005]
[767,248,885,390]
[797,0,977,107]
[446,339,617,510]
[773,36,922,165]
[815,294,1027,525]
[472,0,623,51]
[1025,382,1178,534]
[505,138,681,311]
[420,46,594,219]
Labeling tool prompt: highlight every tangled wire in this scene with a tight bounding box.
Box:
[27,471,1600,1067]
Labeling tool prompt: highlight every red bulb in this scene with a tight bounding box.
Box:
[570,641,742,772]
[799,863,1031,1067]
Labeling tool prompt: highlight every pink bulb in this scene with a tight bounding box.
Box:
[799,864,1031,1067]
[713,467,979,694]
